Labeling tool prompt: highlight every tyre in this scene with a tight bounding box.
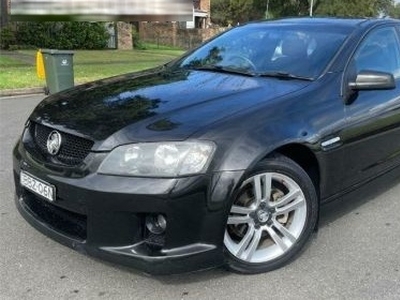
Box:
[224,154,318,274]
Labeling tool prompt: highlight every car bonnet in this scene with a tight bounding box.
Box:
[30,69,310,151]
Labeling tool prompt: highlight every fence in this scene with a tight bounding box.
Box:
[139,22,226,49]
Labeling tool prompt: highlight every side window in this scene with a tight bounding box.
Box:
[353,27,400,78]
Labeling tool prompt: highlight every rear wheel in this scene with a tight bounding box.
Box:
[224,155,318,274]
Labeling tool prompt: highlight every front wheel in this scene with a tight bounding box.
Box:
[224,155,318,274]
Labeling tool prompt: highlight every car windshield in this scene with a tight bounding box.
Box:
[176,23,350,80]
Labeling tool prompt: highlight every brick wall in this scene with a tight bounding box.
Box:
[117,22,133,50]
[199,0,210,14]
[139,22,225,50]
[194,0,211,13]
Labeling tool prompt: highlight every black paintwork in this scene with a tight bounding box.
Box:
[13,17,400,274]
[31,68,309,148]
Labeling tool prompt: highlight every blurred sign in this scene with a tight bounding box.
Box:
[10,0,193,21]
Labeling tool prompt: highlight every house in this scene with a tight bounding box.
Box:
[186,0,211,29]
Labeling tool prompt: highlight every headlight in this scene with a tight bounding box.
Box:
[98,141,215,177]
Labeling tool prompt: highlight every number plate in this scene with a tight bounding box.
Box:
[20,171,56,202]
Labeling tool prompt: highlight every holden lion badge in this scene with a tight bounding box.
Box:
[47,131,62,155]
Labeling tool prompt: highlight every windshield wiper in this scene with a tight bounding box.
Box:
[257,71,313,81]
[190,65,256,77]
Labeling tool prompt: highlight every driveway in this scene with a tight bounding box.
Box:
[1,94,399,300]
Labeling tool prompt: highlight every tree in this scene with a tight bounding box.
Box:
[267,0,394,18]
[211,0,317,25]
[211,0,234,25]
[388,2,400,17]
[315,0,394,17]
[210,0,396,26]
[229,0,256,24]
[211,0,260,26]
[268,0,310,17]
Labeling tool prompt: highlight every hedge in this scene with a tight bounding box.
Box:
[1,22,109,50]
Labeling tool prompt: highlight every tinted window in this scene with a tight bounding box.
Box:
[177,24,349,79]
[353,27,400,77]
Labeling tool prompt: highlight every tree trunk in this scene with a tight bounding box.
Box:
[0,0,9,28]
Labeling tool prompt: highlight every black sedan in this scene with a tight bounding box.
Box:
[13,17,400,274]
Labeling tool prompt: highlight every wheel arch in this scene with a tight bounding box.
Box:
[271,143,321,198]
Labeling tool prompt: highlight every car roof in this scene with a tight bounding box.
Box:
[254,17,400,30]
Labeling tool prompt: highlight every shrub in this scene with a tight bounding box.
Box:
[0,26,16,50]
[14,22,109,50]
[132,26,146,50]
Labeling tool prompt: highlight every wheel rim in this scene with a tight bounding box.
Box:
[224,172,307,263]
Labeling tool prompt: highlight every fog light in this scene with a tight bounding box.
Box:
[145,214,167,235]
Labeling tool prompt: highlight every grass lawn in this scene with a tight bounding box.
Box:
[0,49,185,90]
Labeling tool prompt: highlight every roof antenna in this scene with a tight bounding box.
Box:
[309,0,314,17]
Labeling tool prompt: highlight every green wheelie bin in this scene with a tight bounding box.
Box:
[41,49,74,94]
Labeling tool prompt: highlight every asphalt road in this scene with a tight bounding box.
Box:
[1,94,399,300]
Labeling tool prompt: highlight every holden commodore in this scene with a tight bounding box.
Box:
[13,17,400,274]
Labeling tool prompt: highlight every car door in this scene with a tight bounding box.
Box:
[340,25,400,190]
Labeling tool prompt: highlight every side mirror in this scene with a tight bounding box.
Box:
[348,70,396,91]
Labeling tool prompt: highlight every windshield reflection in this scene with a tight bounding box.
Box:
[177,24,349,79]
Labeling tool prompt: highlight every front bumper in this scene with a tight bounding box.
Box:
[13,140,244,274]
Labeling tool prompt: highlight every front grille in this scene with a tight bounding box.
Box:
[145,232,165,248]
[22,191,87,241]
[28,122,93,166]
